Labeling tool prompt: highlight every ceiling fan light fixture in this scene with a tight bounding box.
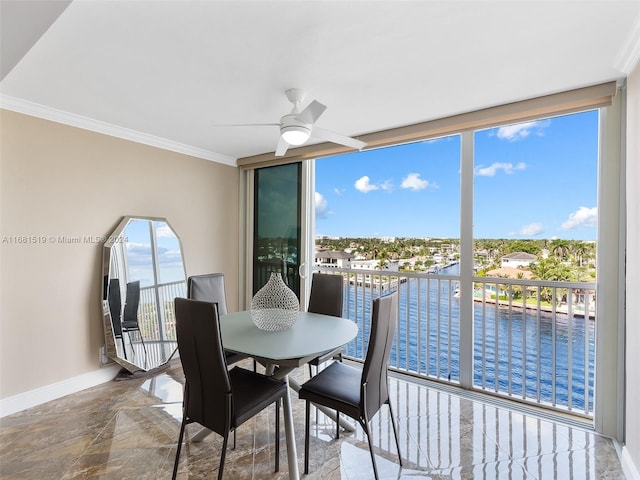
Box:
[281,125,311,145]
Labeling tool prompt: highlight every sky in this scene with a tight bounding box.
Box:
[122,219,185,287]
[315,110,599,240]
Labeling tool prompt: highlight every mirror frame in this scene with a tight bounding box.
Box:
[101,216,186,373]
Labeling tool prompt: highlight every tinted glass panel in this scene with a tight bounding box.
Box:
[253,163,301,296]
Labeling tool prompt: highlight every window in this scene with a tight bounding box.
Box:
[253,163,301,296]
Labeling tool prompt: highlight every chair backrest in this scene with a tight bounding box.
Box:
[307,273,343,318]
[175,298,232,434]
[123,280,141,325]
[187,273,228,316]
[361,292,398,417]
[107,278,123,336]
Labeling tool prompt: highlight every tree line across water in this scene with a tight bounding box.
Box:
[316,237,596,283]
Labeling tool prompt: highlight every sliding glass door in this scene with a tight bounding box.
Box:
[252,163,302,297]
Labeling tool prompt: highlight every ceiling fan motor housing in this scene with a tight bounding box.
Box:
[280,113,311,145]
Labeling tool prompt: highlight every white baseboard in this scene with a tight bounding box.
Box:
[621,443,640,480]
[0,364,121,418]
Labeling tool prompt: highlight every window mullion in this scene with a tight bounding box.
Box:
[459,131,475,389]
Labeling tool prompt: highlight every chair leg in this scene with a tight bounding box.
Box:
[138,330,148,358]
[387,401,402,466]
[336,410,340,439]
[232,428,236,449]
[304,400,311,474]
[275,399,280,472]
[118,335,128,359]
[126,331,135,357]
[218,433,229,480]
[361,420,380,480]
[172,420,186,480]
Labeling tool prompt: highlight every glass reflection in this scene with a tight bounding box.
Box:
[102,217,186,373]
[253,163,301,296]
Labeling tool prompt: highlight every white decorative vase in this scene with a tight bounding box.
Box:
[250,272,299,331]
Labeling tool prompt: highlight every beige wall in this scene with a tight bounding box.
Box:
[626,64,640,473]
[0,110,239,399]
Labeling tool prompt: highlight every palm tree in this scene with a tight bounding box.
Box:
[531,258,559,303]
[530,258,573,303]
[550,239,571,262]
[377,250,390,268]
[572,241,590,267]
[510,272,526,300]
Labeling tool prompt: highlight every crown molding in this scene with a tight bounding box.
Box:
[616,16,640,74]
[0,95,237,167]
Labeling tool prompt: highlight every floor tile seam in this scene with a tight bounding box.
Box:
[398,423,440,471]
[513,456,542,480]
[58,409,122,478]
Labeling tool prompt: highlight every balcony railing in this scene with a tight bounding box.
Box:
[139,280,186,342]
[134,281,186,366]
[314,266,595,419]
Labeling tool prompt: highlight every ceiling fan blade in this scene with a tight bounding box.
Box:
[295,100,326,125]
[275,136,289,156]
[312,126,367,151]
[211,123,280,127]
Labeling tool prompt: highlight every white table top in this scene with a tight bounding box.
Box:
[220,310,357,364]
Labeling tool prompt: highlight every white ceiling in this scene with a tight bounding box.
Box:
[2,0,640,166]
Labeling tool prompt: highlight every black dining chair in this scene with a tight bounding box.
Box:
[187,273,248,367]
[107,278,127,359]
[122,280,147,360]
[172,298,287,480]
[299,292,402,480]
[307,273,344,377]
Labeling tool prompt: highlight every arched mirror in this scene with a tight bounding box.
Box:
[102,216,186,373]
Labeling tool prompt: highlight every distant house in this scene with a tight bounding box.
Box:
[501,252,537,268]
[314,250,354,268]
[487,266,533,279]
[351,259,399,272]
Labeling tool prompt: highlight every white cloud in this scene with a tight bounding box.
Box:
[155,224,175,238]
[514,222,545,236]
[475,162,527,177]
[561,206,597,230]
[380,179,394,192]
[315,192,329,219]
[333,187,345,195]
[496,120,550,141]
[354,176,395,193]
[401,173,431,191]
[354,176,380,193]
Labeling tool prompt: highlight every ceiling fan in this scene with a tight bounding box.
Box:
[217,89,367,156]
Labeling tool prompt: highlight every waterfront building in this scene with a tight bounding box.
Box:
[501,251,537,268]
[314,249,354,268]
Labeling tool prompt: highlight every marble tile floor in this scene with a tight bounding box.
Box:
[0,358,626,479]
